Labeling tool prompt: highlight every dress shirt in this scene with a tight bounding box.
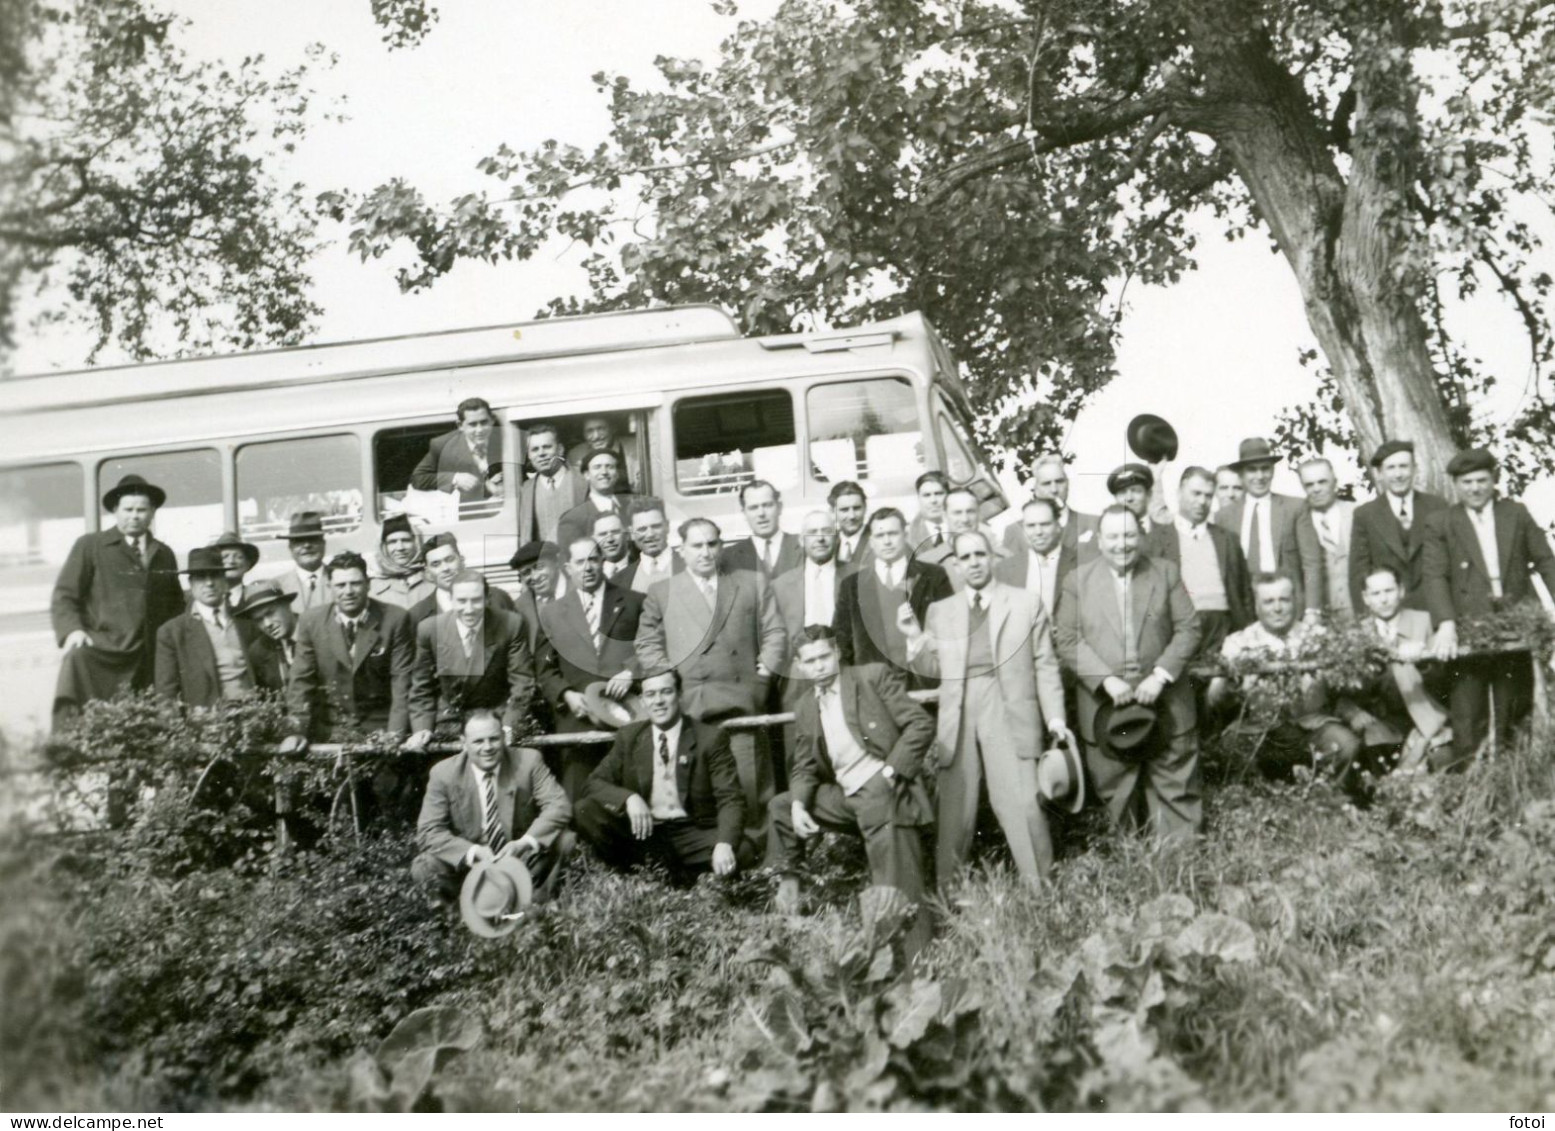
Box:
[191,601,227,630]
[874,557,907,589]
[839,533,862,563]
[694,573,718,608]
[1467,504,1503,598]
[602,556,629,580]
[1026,546,1062,615]
[336,608,370,644]
[463,763,503,866]
[816,683,886,795]
[1240,494,1277,572]
[754,534,781,571]
[1109,566,1174,686]
[466,435,490,475]
[1373,614,1399,642]
[579,585,604,643]
[588,491,616,513]
[647,719,688,820]
[1391,490,1415,530]
[803,560,837,626]
[455,617,480,657]
[296,568,327,605]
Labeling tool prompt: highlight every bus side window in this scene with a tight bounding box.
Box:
[806,378,925,493]
[673,390,796,496]
[237,434,363,544]
[0,463,85,572]
[374,421,507,524]
[935,409,978,485]
[98,449,222,562]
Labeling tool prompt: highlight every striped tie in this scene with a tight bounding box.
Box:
[481,771,506,852]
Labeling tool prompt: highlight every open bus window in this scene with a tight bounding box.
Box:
[374,422,506,525]
[0,463,84,571]
[237,434,363,542]
[806,378,925,492]
[673,389,796,496]
[98,449,222,561]
[514,411,645,496]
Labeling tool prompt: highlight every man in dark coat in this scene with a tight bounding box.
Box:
[1214,437,1323,618]
[50,474,185,729]
[833,507,954,688]
[1348,439,1448,612]
[1143,466,1254,655]
[720,480,804,582]
[410,397,504,507]
[155,547,282,709]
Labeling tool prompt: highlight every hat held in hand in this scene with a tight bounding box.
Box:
[460,855,534,939]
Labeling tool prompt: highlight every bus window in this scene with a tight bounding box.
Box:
[374,422,507,524]
[806,378,924,492]
[515,411,647,495]
[673,389,796,496]
[0,463,84,571]
[237,434,363,542]
[98,449,222,559]
[935,408,979,486]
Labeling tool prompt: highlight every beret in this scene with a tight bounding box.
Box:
[380,513,414,541]
[1368,439,1415,468]
[1446,447,1497,478]
[509,540,559,570]
[1107,463,1154,494]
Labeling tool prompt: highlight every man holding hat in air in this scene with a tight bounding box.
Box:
[1349,439,1448,613]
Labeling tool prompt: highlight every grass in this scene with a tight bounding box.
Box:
[4,723,1555,1111]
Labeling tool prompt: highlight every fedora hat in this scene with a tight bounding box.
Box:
[102,473,166,512]
[209,531,261,571]
[1036,733,1087,814]
[179,546,229,576]
[580,681,649,730]
[286,512,327,541]
[231,579,296,619]
[1094,701,1160,763]
[1229,437,1279,470]
[1126,414,1179,464]
[460,855,534,939]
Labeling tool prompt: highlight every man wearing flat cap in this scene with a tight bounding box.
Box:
[155,547,284,709]
[1421,448,1555,765]
[50,474,185,729]
[1213,437,1323,619]
[1348,439,1448,613]
[511,540,567,606]
[275,511,335,613]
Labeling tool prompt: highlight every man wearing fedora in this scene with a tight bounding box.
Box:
[155,547,283,708]
[1001,454,1099,565]
[1214,437,1323,619]
[535,536,647,799]
[1142,467,1254,656]
[1421,448,1555,765]
[50,474,185,728]
[904,530,1072,887]
[411,397,505,508]
[768,626,934,947]
[1057,505,1203,842]
[575,668,757,881]
[1348,439,1447,613]
[370,513,435,610]
[209,531,261,612]
[275,511,334,613]
[413,710,572,909]
[231,579,300,688]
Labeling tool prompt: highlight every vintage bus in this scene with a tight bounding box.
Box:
[0,305,1008,737]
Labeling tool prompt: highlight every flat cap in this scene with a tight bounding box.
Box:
[1368,439,1415,468]
[509,540,559,570]
[1107,463,1155,495]
[1446,447,1497,478]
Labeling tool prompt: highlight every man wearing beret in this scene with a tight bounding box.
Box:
[1348,439,1448,613]
[1421,448,1555,765]
[1213,437,1323,619]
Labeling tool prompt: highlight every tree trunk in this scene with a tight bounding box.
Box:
[1181,0,1460,494]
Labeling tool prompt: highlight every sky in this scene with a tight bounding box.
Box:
[13,0,1553,517]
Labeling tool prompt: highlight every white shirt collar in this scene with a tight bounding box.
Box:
[966,584,991,608]
[875,557,906,586]
[653,718,684,753]
[192,601,226,627]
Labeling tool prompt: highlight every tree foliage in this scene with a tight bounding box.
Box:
[348,0,1555,487]
[0,0,329,365]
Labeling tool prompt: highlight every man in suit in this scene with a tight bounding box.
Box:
[232,580,299,690]
[720,480,804,580]
[517,422,587,545]
[510,540,567,607]
[905,531,1072,887]
[536,536,645,798]
[51,474,185,728]
[1001,454,1099,562]
[834,507,955,688]
[1214,437,1323,618]
[1213,466,1245,520]
[1422,448,1555,765]
[1296,458,1357,621]
[1108,463,1171,554]
[275,512,334,613]
[286,551,415,741]
[557,449,628,552]
[829,480,871,568]
[566,414,637,493]
[917,487,1001,574]
[768,627,934,937]
[590,510,635,585]
[906,470,951,555]
[408,532,520,629]
[210,531,260,612]
[1348,565,1452,770]
[405,570,536,748]
[996,497,1076,624]
[620,496,683,594]
[1348,439,1448,612]
[155,546,282,708]
[411,397,505,507]
[575,669,756,880]
[1143,466,1253,656]
[1057,505,1203,842]
[411,710,573,906]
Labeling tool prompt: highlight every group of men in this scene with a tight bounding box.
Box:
[51,406,1555,931]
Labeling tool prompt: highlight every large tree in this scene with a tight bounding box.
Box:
[343,0,1555,492]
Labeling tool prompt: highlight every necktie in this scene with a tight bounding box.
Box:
[699,578,716,610]
[1315,511,1334,552]
[1246,501,1263,570]
[839,538,852,564]
[460,625,475,659]
[933,524,944,547]
[344,619,357,651]
[658,730,671,770]
[586,593,603,651]
[969,591,985,623]
[307,574,319,604]
[1398,499,1411,531]
[764,538,776,572]
[481,772,506,852]
[137,536,150,567]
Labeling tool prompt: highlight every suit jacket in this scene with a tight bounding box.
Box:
[618,550,685,594]
[833,558,954,675]
[770,562,848,686]
[789,664,935,826]
[1144,523,1254,632]
[410,429,505,503]
[154,609,280,708]
[1348,490,1448,611]
[517,465,587,545]
[415,746,571,866]
[634,569,787,720]
[1347,608,1449,729]
[585,718,744,844]
[287,599,414,739]
[1298,500,1357,617]
[1000,507,1099,563]
[721,532,805,580]
[1057,557,1202,743]
[1215,492,1323,611]
[1421,498,1555,625]
[276,567,335,612]
[51,528,184,657]
[557,496,626,555]
[408,583,518,629]
[536,583,645,712]
[994,544,1079,622]
[409,608,535,732]
[913,582,1067,767]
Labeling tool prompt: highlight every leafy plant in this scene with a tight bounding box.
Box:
[346,1006,480,1112]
